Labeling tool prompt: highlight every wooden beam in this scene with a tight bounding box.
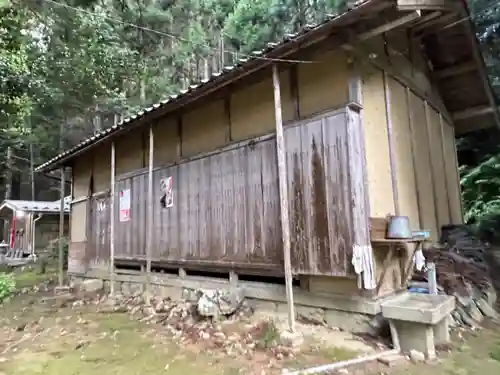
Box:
[413,12,457,35]
[452,105,496,121]
[434,61,476,79]
[354,11,422,43]
[272,64,295,332]
[411,10,442,28]
[109,141,116,296]
[439,113,453,223]
[397,0,451,11]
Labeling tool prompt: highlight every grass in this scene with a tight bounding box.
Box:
[0,268,361,375]
[11,264,57,289]
[3,266,500,375]
[0,306,230,375]
[370,323,500,375]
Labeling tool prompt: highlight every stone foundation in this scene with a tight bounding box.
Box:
[71,269,393,335]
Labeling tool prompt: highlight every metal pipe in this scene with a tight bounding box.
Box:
[284,349,399,375]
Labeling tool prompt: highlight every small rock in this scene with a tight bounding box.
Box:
[337,369,349,374]
[279,330,304,348]
[80,279,104,293]
[197,288,244,317]
[467,302,484,323]
[475,298,499,319]
[297,307,325,326]
[482,286,497,306]
[213,331,226,340]
[141,306,156,317]
[409,350,425,363]
[199,331,210,340]
[275,352,284,360]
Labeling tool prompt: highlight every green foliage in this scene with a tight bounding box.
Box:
[0,272,16,302]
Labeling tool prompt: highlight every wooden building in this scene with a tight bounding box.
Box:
[36,0,500,322]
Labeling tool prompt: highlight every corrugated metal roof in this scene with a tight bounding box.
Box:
[34,1,369,173]
[0,197,71,214]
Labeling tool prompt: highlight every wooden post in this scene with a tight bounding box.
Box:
[424,101,440,233]
[272,64,295,332]
[58,167,65,287]
[3,146,12,241]
[110,141,116,296]
[146,125,154,300]
[439,113,453,222]
[382,71,400,215]
[406,87,424,228]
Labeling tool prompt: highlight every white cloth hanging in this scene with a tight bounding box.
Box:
[352,245,376,290]
[413,248,426,272]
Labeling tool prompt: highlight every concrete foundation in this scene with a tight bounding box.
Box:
[70,268,395,334]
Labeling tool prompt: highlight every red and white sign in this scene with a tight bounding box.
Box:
[119,188,131,222]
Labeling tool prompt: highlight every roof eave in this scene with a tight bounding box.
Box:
[34,0,380,174]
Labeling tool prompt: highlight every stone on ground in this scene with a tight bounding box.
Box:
[197,288,244,318]
[409,349,425,363]
[80,279,104,293]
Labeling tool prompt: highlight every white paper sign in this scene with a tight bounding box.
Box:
[119,188,131,222]
[161,177,174,208]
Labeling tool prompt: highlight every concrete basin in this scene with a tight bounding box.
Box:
[381,292,456,325]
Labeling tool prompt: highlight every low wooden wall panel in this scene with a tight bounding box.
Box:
[115,175,147,260]
[286,111,353,276]
[87,195,111,266]
[110,108,354,277]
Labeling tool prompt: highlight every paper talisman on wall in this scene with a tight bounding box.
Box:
[97,199,106,213]
[119,188,131,222]
[160,176,174,208]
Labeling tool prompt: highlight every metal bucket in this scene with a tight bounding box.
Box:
[386,215,412,239]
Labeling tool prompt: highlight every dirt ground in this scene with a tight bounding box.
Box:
[1,266,500,375]
[0,266,374,375]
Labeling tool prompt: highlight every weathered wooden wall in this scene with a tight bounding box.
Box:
[110,109,354,277]
[68,48,352,275]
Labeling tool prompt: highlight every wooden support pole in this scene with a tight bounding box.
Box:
[424,101,441,234]
[272,64,295,332]
[382,71,400,215]
[110,141,116,296]
[58,167,65,287]
[146,125,154,301]
[451,126,464,223]
[439,113,453,223]
[406,87,424,228]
